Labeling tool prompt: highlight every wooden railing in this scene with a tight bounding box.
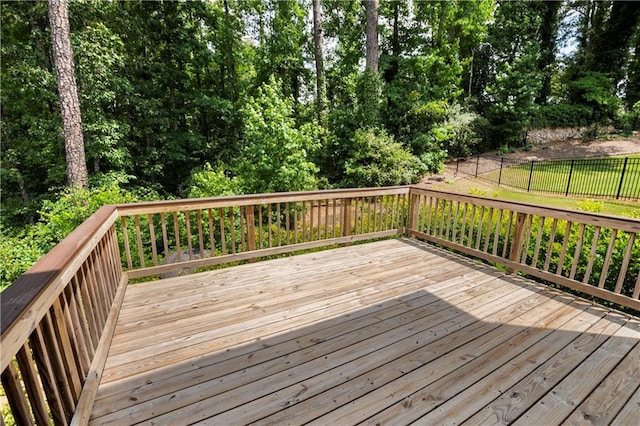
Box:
[407,188,640,312]
[1,186,638,424]
[0,187,409,425]
[0,206,126,426]
[115,187,410,279]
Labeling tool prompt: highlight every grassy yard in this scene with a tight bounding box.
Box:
[483,155,640,199]
[430,177,640,218]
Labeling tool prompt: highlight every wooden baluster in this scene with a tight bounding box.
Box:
[229,207,236,254]
[197,210,205,256]
[569,223,586,279]
[284,201,291,245]
[30,324,66,424]
[1,362,34,425]
[218,208,227,255]
[531,216,546,268]
[16,344,49,425]
[555,221,573,275]
[41,312,75,419]
[160,212,169,262]
[71,275,95,357]
[474,206,485,250]
[64,285,91,374]
[360,197,365,235]
[583,226,601,285]
[51,299,82,401]
[633,269,640,299]
[615,233,636,294]
[492,209,503,256]
[148,214,158,266]
[467,204,476,248]
[332,199,337,238]
[246,206,256,253]
[445,200,454,241]
[76,270,99,350]
[459,203,468,245]
[173,212,181,263]
[543,218,558,272]
[258,205,264,249]
[439,200,447,239]
[294,202,299,244]
[133,215,145,267]
[268,204,273,247]
[277,203,283,245]
[185,211,193,260]
[482,208,494,253]
[520,214,534,264]
[598,230,618,288]
[343,198,352,237]
[207,209,215,256]
[120,216,132,270]
[322,200,328,239]
[507,212,527,274]
[501,211,514,258]
[239,206,246,252]
[451,201,460,243]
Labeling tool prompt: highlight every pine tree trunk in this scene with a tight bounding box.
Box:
[48,0,88,188]
[365,0,379,74]
[312,0,327,123]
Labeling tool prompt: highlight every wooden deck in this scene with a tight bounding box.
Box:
[90,238,640,425]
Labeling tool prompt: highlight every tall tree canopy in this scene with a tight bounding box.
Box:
[2,0,639,230]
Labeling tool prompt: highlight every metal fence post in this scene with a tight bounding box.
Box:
[565,159,575,196]
[616,157,629,200]
[475,154,480,178]
[498,157,504,185]
[526,160,534,192]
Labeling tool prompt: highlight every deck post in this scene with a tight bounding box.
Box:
[408,193,420,236]
[342,198,352,238]
[246,205,256,262]
[507,212,527,274]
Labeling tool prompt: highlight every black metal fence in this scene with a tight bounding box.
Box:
[455,155,640,200]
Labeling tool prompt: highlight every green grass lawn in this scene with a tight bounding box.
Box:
[482,154,640,200]
[431,177,640,217]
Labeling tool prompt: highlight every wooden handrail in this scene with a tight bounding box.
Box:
[407,187,640,311]
[1,185,638,424]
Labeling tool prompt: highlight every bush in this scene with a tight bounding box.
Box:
[343,128,428,187]
[0,228,43,290]
[187,163,242,198]
[533,103,593,128]
[1,173,159,289]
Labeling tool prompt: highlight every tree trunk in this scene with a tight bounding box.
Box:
[365,0,379,74]
[312,0,327,123]
[48,0,88,188]
[535,1,561,105]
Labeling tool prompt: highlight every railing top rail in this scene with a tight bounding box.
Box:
[114,186,411,216]
[1,205,118,370]
[410,186,640,233]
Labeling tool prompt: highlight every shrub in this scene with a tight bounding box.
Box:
[187,163,242,198]
[343,128,427,187]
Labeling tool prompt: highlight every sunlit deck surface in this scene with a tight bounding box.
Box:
[90,238,639,425]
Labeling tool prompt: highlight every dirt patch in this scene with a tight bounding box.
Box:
[422,132,640,185]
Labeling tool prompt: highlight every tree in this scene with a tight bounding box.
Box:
[535,1,562,104]
[312,0,327,123]
[48,0,88,188]
[365,0,379,74]
[238,78,319,194]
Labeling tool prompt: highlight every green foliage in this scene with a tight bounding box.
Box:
[238,77,319,194]
[568,72,621,123]
[186,163,242,198]
[0,227,44,291]
[343,128,427,187]
[533,103,593,128]
[1,173,159,289]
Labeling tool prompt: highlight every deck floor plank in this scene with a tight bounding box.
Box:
[90,238,639,425]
